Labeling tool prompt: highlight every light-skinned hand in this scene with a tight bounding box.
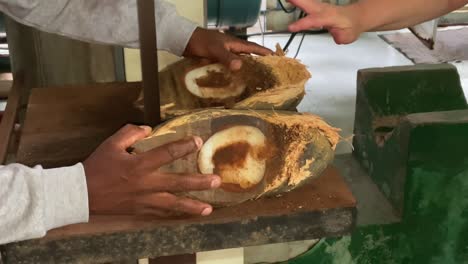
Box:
[287,0,362,44]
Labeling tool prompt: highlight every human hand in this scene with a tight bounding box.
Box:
[183,27,273,71]
[287,0,363,44]
[83,124,221,217]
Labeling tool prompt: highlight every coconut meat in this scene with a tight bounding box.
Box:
[198,125,267,189]
[185,63,246,100]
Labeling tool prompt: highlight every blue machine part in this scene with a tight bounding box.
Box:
[207,0,262,28]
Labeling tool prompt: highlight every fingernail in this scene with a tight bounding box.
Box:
[139,125,152,134]
[211,177,221,188]
[193,136,203,149]
[201,207,212,216]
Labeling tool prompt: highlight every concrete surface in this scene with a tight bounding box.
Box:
[250,32,412,154]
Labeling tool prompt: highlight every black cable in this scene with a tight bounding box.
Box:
[294,32,306,59]
[277,0,296,13]
[283,32,298,52]
[283,11,305,51]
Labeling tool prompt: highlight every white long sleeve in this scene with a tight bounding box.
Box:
[0,0,198,56]
[0,0,198,245]
[0,163,89,245]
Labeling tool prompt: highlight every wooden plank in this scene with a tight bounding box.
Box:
[0,77,21,164]
[2,166,356,264]
[16,82,143,167]
[0,80,12,98]
[10,83,357,263]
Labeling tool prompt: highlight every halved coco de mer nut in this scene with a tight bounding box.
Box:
[133,52,312,120]
[184,63,247,100]
[131,109,341,206]
[198,125,268,191]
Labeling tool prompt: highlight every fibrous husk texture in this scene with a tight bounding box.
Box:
[134,52,311,119]
[131,109,340,206]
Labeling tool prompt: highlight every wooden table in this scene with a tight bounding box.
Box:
[1,82,358,263]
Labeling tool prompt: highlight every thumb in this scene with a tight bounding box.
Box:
[215,48,243,71]
[106,124,152,150]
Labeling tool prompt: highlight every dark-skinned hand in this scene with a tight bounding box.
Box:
[83,124,221,217]
[183,27,273,71]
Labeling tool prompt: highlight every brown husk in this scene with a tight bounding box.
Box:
[132,109,340,206]
[134,48,311,117]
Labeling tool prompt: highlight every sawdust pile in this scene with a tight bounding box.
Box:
[255,55,311,87]
[233,47,312,109]
[235,53,311,97]
[237,56,278,93]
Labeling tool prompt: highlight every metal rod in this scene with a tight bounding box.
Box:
[137,0,161,126]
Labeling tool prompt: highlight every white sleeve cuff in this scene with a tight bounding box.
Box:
[162,17,198,56]
[42,163,89,231]
[155,0,198,56]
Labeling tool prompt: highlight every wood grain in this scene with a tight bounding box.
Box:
[16,82,143,167]
[0,77,21,164]
[0,80,12,99]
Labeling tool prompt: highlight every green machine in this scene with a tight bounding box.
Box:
[207,0,262,29]
[283,63,468,264]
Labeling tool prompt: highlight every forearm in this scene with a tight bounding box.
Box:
[353,0,468,32]
[0,163,88,244]
[0,0,198,56]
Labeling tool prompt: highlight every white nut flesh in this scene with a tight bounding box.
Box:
[185,63,246,99]
[198,125,267,189]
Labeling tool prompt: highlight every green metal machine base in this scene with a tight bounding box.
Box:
[287,63,468,264]
[207,0,262,29]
